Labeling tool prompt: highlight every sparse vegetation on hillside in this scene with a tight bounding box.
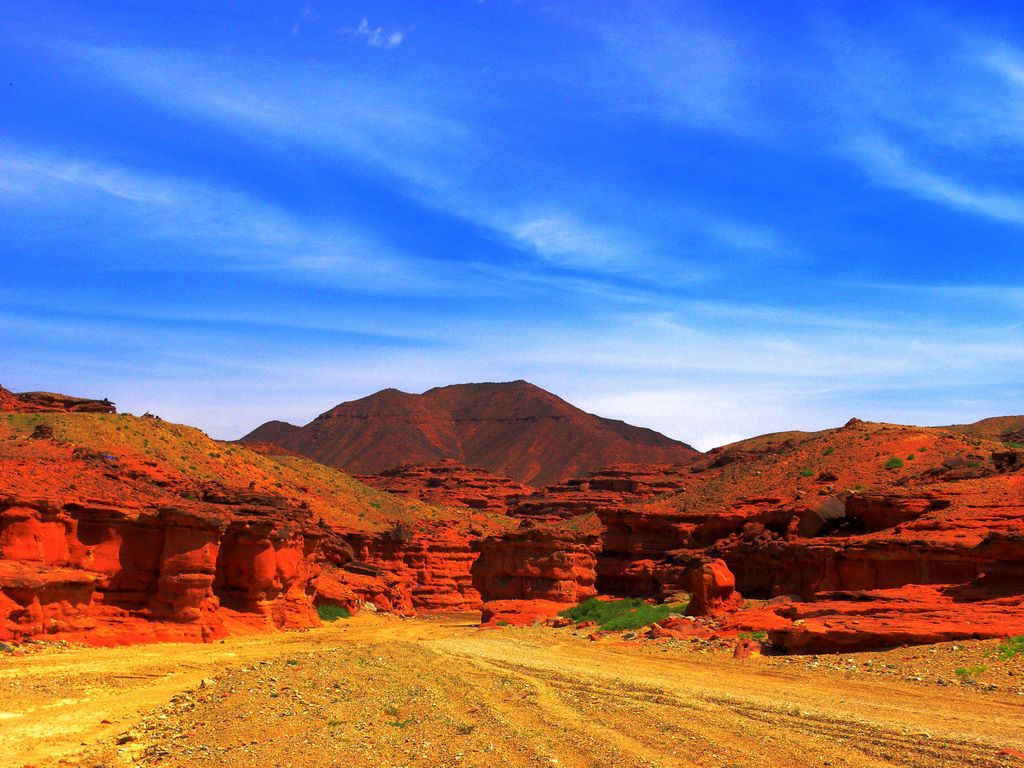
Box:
[0,412,512,536]
[996,635,1024,660]
[954,664,987,681]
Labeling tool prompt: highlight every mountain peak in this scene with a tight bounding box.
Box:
[243,381,699,486]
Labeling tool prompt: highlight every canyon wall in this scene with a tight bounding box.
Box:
[0,496,322,644]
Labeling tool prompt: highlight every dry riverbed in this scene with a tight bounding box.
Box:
[2,614,1024,768]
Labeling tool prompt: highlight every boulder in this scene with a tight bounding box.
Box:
[684,558,742,617]
[797,496,846,538]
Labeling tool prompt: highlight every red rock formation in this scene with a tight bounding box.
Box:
[510,463,696,520]
[0,385,24,411]
[8,386,1024,657]
[0,411,403,647]
[0,492,325,645]
[679,558,742,616]
[356,459,534,512]
[346,525,484,612]
[242,381,700,486]
[472,522,601,625]
[764,583,1024,654]
[0,385,115,414]
[483,419,1024,653]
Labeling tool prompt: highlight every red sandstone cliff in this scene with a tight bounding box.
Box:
[473,419,1024,651]
[0,405,513,645]
[355,458,534,512]
[7,381,1024,656]
[241,381,700,486]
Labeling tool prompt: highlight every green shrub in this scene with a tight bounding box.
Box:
[798,468,814,477]
[739,630,768,641]
[822,447,835,456]
[317,604,351,622]
[954,664,986,680]
[996,635,1024,660]
[1005,442,1024,449]
[906,454,915,461]
[558,597,688,631]
[883,457,904,470]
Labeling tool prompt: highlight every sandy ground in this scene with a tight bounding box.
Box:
[2,615,1024,768]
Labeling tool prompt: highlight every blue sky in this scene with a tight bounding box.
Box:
[2,1,1023,449]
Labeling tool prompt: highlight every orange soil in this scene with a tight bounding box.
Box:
[3,614,1023,768]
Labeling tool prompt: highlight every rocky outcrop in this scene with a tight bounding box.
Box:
[346,526,483,612]
[242,380,700,486]
[472,523,601,625]
[510,463,695,521]
[680,558,742,616]
[0,385,115,414]
[0,493,325,644]
[356,459,533,512]
[481,419,1024,653]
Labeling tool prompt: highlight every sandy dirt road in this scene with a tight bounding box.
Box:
[2,615,1023,768]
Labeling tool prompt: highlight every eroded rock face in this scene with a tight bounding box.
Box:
[472,524,600,625]
[0,494,325,644]
[346,526,483,612]
[678,557,742,617]
[0,385,115,413]
[213,522,321,631]
[356,459,534,513]
[476,420,1024,653]
[6,391,1024,656]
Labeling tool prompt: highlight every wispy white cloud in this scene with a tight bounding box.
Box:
[849,134,1024,224]
[5,274,1022,448]
[596,16,758,138]
[583,11,1024,226]
[506,213,640,272]
[0,147,442,292]
[73,45,466,190]
[63,42,791,284]
[840,280,1024,310]
[350,18,406,49]
[984,45,1024,88]
[291,5,317,36]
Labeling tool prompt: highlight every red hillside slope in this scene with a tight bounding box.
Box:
[242,381,700,486]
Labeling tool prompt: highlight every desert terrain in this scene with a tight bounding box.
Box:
[2,383,1024,768]
[3,613,1024,768]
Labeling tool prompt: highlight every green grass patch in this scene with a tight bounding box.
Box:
[739,630,768,641]
[883,457,904,470]
[996,635,1024,660]
[316,604,351,622]
[558,597,688,631]
[1005,441,1024,449]
[955,664,986,680]
[798,468,814,477]
[821,447,835,456]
